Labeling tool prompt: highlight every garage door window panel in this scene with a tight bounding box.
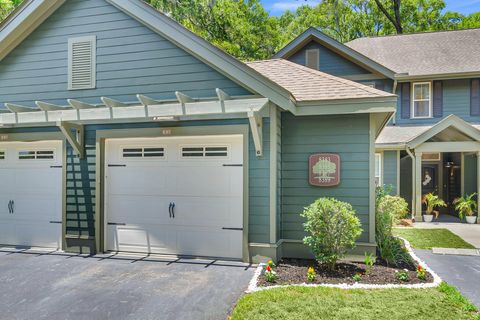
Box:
[18,150,54,160]
[181,146,229,159]
[0,151,5,160]
[122,147,165,159]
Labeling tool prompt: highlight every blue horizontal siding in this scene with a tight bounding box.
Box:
[395,79,480,125]
[383,151,398,194]
[0,0,251,107]
[281,113,371,243]
[288,40,371,76]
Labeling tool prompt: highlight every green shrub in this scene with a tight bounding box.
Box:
[376,188,412,266]
[301,197,362,270]
[378,195,409,221]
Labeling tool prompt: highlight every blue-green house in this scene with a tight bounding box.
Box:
[276,27,480,223]
[0,0,396,262]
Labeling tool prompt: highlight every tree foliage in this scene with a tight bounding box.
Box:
[0,0,479,60]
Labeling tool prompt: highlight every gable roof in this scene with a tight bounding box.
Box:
[273,27,396,79]
[0,0,396,118]
[346,28,480,79]
[247,59,395,102]
[376,115,480,148]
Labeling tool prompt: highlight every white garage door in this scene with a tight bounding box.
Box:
[105,135,244,259]
[0,141,63,249]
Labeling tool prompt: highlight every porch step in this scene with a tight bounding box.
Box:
[432,248,480,256]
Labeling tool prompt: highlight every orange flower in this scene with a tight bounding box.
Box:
[417,265,423,271]
[266,265,272,272]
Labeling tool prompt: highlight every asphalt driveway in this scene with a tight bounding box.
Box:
[415,249,480,308]
[0,247,255,320]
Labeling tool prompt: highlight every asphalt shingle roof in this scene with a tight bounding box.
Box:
[246,59,395,102]
[346,28,480,76]
[376,125,432,145]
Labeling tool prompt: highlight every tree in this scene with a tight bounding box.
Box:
[146,0,281,60]
[373,0,402,33]
[0,0,15,20]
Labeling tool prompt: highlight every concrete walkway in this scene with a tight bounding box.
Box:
[413,222,480,248]
[0,247,255,320]
[416,249,480,308]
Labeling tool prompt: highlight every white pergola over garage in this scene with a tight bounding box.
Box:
[0,89,269,158]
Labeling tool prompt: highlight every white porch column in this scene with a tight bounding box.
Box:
[415,152,423,221]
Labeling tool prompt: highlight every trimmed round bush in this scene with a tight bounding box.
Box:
[301,197,362,270]
[377,195,409,221]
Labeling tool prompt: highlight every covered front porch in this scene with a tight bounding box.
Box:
[377,115,480,223]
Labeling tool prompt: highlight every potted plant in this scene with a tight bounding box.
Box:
[422,193,447,222]
[454,193,478,224]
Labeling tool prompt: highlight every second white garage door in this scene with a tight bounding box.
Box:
[105,135,244,259]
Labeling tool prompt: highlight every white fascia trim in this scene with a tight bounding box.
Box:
[274,28,396,79]
[106,0,296,113]
[0,0,66,62]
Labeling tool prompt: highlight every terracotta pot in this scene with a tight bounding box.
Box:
[423,214,434,223]
[466,216,477,224]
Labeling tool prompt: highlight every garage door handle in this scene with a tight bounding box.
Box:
[7,200,12,214]
[171,202,175,218]
[168,202,172,218]
[108,164,126,167]
[222,227,243,231]
[49,221,62,224]
[107,222,126,226]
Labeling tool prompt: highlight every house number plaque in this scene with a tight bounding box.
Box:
[309,153,341,186]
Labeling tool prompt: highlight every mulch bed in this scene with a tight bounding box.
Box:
[257,258,434,287]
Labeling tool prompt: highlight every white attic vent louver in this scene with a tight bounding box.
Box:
[68,35,96,90]
[305,49,319,70]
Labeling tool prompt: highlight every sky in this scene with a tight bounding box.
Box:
[260,0,480,16]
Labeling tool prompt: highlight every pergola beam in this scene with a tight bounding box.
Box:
[5,103,37,113]
[35,101,70,111]
[67,99,96,109]
[57,121,84,159]
[101,97,128,108]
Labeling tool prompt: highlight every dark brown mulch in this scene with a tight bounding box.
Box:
[258,258,434,287]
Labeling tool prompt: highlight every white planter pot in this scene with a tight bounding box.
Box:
[423,215,434,223]
[466,216,477,224]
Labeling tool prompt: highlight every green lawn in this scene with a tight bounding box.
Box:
[393,228,475,249]
[230,283,479,320]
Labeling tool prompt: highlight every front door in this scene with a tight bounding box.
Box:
[421,164,438,195]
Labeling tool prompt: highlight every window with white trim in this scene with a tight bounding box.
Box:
[375,153,382,186]
[305,49,319,70]
[412,82,432,118]
[122,147,165,158]
[19,150,54,160]
[68,35,96,90]
[181,146,228,158]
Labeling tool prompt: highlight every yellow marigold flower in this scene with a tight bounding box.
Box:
[308,267,315,273]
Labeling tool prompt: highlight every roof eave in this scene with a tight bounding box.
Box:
[107,0,297,113]
[0,0,66,62]
[395,71,480,82]
[274,27,396,79]
[294,97,397,116]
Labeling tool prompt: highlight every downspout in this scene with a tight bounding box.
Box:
[405,147,415,220]
[392,79,398,125]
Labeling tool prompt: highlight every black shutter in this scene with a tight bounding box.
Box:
[401,82,411,119]
[471,79,480,116]
[433,81,443,118]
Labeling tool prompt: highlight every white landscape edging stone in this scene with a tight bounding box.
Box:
[246,237,442,293]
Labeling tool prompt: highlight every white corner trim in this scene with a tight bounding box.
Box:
[246,237,442,293]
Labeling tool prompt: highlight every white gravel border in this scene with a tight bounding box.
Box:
[246,237,442,293]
